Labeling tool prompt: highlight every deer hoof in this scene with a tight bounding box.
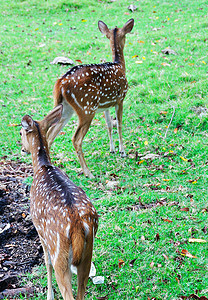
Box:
[86,171,95,179]
[120,151,126,158]
[110,150,116,154]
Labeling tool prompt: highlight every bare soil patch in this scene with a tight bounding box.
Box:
[0,159,44,298]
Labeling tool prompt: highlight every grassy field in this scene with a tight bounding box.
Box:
[1,0,208,299]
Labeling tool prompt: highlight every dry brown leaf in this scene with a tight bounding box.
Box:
[181,249,197,258]
[160,111,168,115]
[163,218,173,223]
[118,259,125,268]
[189,238,207,243]
[180,207,189,212]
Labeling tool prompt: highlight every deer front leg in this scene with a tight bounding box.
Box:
[115,102,126,157]
[104,109,115,154]
[72,116,95,178]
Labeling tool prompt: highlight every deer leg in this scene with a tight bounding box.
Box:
[76,245,93,300]
[72,116,94,178]
[54,264,74,300]
[40,238,54,300]
[46,99,74,148]
[115,103,126,157]
[104,109,115,154]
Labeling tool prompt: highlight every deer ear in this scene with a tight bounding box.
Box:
[21,115,34,132]
[41,104,63,132]
[122,19,134,35]
[98,21,110,36]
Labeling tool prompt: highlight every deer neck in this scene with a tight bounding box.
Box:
[111,28,125,69]
[30,122,51,174]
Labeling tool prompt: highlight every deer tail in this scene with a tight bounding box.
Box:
[53,79,63,107]
[70,222,85,266]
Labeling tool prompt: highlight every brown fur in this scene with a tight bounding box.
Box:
[46,19,134,179]
[20,105,98,300]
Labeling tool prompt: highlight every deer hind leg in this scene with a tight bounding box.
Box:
[54,262,74,300]
[72,115,95,179]
[40,238,54,300]
[104,109,115,154]
[47,99,74,148]
[76,244,93,300]
[115,102,126,157]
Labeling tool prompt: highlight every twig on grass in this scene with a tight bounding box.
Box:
[164,104,175,139]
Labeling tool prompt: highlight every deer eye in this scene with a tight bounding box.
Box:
[20,132,22,136]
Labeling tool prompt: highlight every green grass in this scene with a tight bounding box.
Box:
[1,0,208,299]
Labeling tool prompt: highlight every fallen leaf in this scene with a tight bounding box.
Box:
[75,59,83,64]
[161,48,178,55]
[174,127,178,134]
[138,160,144,164]
[144,140,148,146]
[118,259,125,268]
[189,238,207,243]
[140,153,159,160]
[162,253,169,260]
[180,156,188,162]
[163,218,173,223]
[180,207,189,212]
[138,40,145,43]
[160,111,168,115]
[163,179,172,181]
[181,249,197,258]
[81,19,87,22]
[132,54,138,58]
[161,62,170,66]
[135,60,143,64]
[8,123,19,127]
[106,180,119,189]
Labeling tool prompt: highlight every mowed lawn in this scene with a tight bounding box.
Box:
[0,0,208,299]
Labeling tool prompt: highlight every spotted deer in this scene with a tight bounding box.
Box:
[46,19,134,178]
[20,104,98,300]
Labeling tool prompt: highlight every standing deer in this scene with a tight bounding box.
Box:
[46,19,134,178]
[20,104,98,300]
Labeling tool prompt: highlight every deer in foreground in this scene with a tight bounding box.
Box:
[20,104,98,300]
[46,19,134,178]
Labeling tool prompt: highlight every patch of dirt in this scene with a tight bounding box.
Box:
[0,159,44,298]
